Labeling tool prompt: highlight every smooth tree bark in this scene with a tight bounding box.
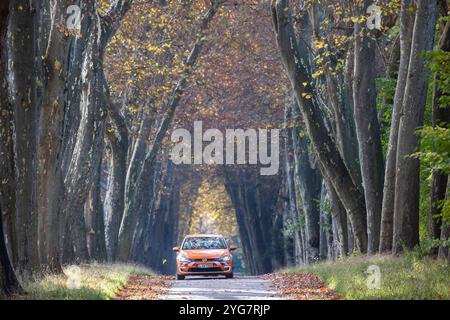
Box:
[271,0,368,253]
[393,0,438,254]
[380,0,415,253]
[353,0,384,254]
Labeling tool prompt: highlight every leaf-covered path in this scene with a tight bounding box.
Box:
[116,273,340,300]
[159,276,280,300]
[115,275,173,300]
[264,273,342,300]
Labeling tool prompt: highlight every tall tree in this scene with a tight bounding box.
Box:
[104,101,129,261]
[117,0,223,260]
[291,102,322,263]
[8,0,40,274]
[0,0,17,266]
[271,0,368,253]
[224,167,279,274]
[0,5,17,288]
[62,0,134,262]
[37,0,72,272]
[380,0,415,253]
[353,0,384,254]
[393,0,438,253]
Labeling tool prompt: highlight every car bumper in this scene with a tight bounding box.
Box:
[177,262,233,276]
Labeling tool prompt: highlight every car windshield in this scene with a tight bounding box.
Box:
[182,237,227,250]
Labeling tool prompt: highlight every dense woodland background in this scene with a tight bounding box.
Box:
[0,0,449,297]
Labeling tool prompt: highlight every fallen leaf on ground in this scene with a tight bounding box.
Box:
[115,275,174,300]
[263,272,342,300]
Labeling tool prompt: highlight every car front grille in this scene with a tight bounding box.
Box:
[189,267,223,273]
[194,258,218,262]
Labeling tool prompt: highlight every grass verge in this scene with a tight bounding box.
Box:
[18,263,153,300]
[283,255,450,300]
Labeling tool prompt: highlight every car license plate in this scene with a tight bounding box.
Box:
[197,264,212,268]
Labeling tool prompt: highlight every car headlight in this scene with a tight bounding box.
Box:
[220,255,232,262]
[178,256,192,263]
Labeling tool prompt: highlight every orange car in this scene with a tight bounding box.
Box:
[173,234,237,280]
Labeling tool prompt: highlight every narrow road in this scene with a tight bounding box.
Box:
[159,276,281,300]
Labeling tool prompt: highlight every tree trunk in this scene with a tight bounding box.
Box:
[104,101,129,261]
[0,0,18,267]
[0,204,22,298]
[37,0,71,272]
[291,102,322,263]
[380,0,415,253]
[61,0,133,264]
[224,168,279,274]
[323,175,348,257]
[88,156,107,262]
[283,105,300,266]
[117,1,221,260]
[353,0,384,254]
[62,8,103,261]
[8,0,40,274]
[117,114,153,261]
[325,61,362,189]
[319,182,330,260]
[393,0,438,254]
[272,0,368,253]
[131,161,162,264]
[0,0,22,298]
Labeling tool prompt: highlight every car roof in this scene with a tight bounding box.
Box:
[184,234,224,238]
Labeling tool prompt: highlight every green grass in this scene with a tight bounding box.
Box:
[20,263,153,300]
[283,255,450,300]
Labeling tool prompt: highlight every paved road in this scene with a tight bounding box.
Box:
[159,276,281,300]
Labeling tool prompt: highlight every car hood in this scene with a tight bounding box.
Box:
[181,249,229,259]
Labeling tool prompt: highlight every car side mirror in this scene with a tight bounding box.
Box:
[173,246,180,252]
[229,245,237,251]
